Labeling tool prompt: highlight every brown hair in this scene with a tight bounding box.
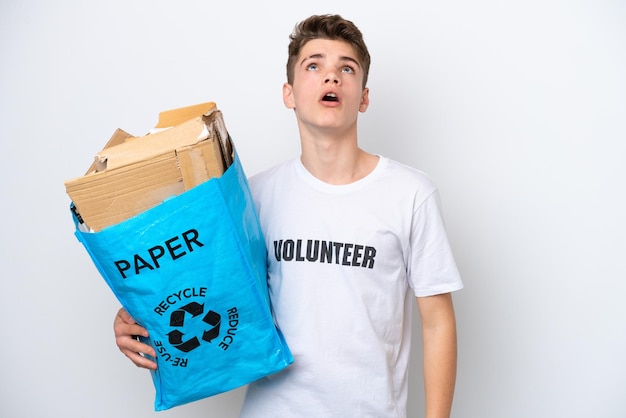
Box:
[286,14,371,88]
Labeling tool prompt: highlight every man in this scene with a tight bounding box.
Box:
[115,14,463,417]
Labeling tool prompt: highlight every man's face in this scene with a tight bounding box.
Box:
[283,38,369,135]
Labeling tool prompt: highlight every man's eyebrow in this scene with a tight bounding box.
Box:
[339,56,360,68]
[300,53,324,66]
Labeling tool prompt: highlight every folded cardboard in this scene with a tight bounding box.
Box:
[65,102,233,232]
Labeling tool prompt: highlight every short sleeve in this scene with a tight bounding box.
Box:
[407,190,464,297]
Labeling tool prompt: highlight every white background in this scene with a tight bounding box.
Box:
[1,1,625,417]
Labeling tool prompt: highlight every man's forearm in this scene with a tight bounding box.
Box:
[418,293,458,418]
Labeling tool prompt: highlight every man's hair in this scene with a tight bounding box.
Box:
[286,14,371,88]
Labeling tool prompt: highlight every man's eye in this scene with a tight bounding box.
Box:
[307,64,318,71]
[342,66,355,74]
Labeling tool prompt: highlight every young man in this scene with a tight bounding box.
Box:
[114,14,463,417]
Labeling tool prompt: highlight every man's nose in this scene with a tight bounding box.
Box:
[324,71,340,84]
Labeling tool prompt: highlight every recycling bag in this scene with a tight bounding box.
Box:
[72,151,293,411]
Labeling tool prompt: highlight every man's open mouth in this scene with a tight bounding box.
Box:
[322,93,339,102]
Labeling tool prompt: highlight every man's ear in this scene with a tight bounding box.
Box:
[359,87,370,113]
[283,83,295,109]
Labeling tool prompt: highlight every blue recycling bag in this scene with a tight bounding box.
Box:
[72,151,293,411]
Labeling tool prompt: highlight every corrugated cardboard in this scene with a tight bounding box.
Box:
[65,102,233,232]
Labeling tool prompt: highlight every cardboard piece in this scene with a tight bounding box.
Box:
[65,102,233,232]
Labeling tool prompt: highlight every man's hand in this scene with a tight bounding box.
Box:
[113,307,157,370]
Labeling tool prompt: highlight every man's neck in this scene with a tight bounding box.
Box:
[299,132,379,185]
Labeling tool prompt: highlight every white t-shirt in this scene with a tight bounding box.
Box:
[239,156,463,418]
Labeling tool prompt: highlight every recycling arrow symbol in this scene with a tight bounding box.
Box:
[166,302,221,353]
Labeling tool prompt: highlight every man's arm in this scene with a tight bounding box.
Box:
[416,292,458,418]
